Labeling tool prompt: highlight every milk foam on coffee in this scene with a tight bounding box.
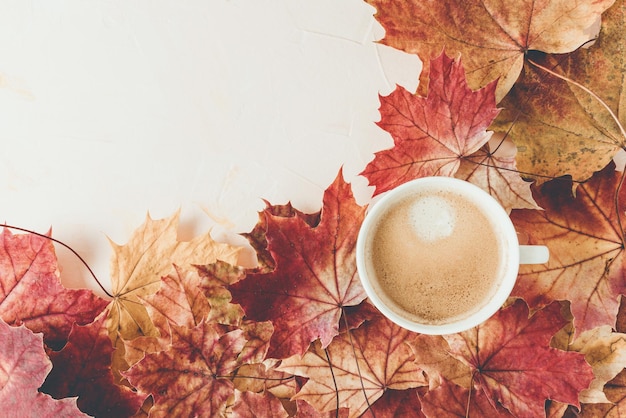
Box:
[408,195,455,242]
[366,189,504,325]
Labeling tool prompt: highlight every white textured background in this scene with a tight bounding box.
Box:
[0,0,420,295]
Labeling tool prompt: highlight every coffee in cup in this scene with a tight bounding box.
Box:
[356,176,548,335]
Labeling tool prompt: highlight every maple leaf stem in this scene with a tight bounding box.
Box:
[615,168,626,247]
[465,157,586,184]
[324,347,341,418]
[341,307,377,418]
[0,223,114,298]
[222,372,296,382]
[527,58,626,142]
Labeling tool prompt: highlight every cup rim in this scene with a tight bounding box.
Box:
[356,176,519,335]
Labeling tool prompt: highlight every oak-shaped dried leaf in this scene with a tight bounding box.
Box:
[456,134,540,212]
[552,325,626,404]
[107,212,240,372]
[278,316,426,418]
[360,52,499,196]
[367,0,615,101]
[230,170,367,359]
[40,310,147,417]
[123,321,246,417]
[0,319,87,417]
[510,162,626,335]
[492,0,625,185]
[0,229,108,349]
[442,300,593,418]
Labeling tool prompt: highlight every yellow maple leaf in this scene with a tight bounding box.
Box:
[105,211,241,374]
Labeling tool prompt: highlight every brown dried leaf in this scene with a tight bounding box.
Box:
[553,325,626,404]
[366,0,614,101]
[278,316,426,418]
[492,0,625,185]
[510,162,626,336]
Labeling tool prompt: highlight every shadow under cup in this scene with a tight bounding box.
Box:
[356,177,521,335]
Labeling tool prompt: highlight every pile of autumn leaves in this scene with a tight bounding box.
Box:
[2,0,626,417]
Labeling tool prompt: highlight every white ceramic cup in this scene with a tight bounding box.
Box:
[356,176,548,335]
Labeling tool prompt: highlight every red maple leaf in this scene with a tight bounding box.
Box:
[438,300,593,418]
[123,320,247,417]
[510,162,626,335]
[0,318,88,417]
[230,170,368,358]
[360,51,499,196]
[0,229,108,349]
[367,389,425,418]
[39,310,147,417]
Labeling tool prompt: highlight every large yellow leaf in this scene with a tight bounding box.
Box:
[106,211,240,374]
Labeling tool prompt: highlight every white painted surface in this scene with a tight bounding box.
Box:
[0,0,420,295]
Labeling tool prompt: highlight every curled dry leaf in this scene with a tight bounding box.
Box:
[360,52,499,196]
[106,211,240,374]
[0,228,107,349]
[492,0,625,185]
[510,162,626,336]
[230,170,367,359]
[0,319,87,417]
[366,0,615,101]
[278,315,426,418]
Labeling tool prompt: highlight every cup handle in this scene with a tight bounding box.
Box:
[519,245,549,264]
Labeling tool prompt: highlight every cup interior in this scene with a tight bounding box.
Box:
[356,177,519,335]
